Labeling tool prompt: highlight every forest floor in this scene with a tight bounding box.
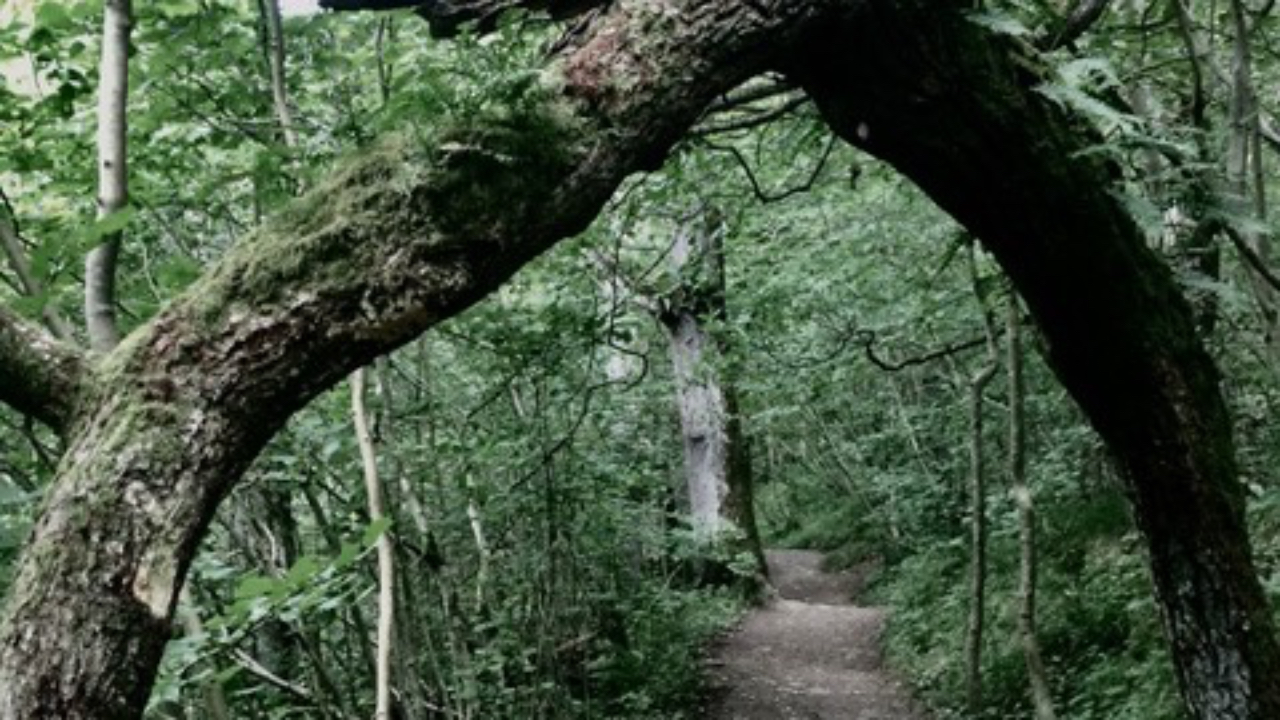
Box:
[703,549,926,720]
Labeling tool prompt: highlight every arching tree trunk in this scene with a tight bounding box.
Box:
[0,2,845,717]
[792,3,1280,717]
[0,2,1276,719]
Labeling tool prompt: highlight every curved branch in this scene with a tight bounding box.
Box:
[1225,225,1280,294]
[859,331,992,373]
[0,305,85,433]
[701,132,836,203]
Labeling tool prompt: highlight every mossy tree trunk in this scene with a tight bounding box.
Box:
[0,1,842,717]
[792,3,1280,717]
[0,2,1276,719]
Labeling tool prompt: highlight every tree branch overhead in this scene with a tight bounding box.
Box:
[0,306,85,434]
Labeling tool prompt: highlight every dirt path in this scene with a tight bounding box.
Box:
[704,550,925,720]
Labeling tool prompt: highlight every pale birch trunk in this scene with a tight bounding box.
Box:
[85,0,130,351]
[261,0,298,148]
[352,369,396,720]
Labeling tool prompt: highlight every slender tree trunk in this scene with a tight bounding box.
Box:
[964,360,995,714]
[352,369,395,720]
[370,360,438,719]
[964,254,998,715]
[176,589,232,720]
[260,0,298,148]
[85,0,130,351]
[1008,297,1057,720]
[1225,0,1279,357]
[463,472,492,609]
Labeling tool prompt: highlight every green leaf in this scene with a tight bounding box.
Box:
[35,2,74,31]
[233,574,277,601]
[284,554,322,586]
[156,0,202,17]
[82,205,137,245]
[362,516,393,546]
[335,540,362,568]
[965,9,1031,37]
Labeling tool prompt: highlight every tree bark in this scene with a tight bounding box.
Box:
[792,3,1280,717]
[0,2,845,717]
[0,307,84,433]
[658,210,767,579]
[85,0,131,351]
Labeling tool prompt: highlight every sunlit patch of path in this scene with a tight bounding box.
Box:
[705,550,926,720]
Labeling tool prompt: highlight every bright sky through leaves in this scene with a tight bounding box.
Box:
[280,0,320,16]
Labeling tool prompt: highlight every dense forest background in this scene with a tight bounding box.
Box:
[3,0,1280,718]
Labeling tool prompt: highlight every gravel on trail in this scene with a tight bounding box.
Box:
[704,550,927,720]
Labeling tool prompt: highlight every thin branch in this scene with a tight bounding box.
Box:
[701,132,837,204]
[1226,225,1280,294]
[858,331,993,373]
[231,650,316,704]
[0,189,75,341]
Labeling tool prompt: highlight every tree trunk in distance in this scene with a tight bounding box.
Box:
[659,210,767,581]
[1008,296,1057,720]
[352,368,395,720]
[964,252,998,715]
[85,0,130,351]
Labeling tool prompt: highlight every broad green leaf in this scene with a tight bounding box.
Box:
[965,9,1031,37]
[233,574,277,601]
[35,2,73,31]
[81,205,137,245]
[362,516,393,546]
